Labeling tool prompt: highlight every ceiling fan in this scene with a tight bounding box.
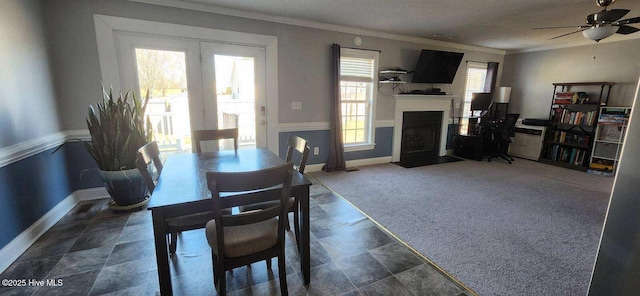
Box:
[535,0,640,41]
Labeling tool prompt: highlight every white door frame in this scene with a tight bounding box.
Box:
[93,14,280,153]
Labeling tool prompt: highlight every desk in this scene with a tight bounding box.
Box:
[148,148,312,295]
[453,134,482,160]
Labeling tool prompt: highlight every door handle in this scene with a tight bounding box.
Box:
[260,120,266,125]
[260,106,266,116]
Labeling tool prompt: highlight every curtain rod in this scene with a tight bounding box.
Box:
[341,46,382,53]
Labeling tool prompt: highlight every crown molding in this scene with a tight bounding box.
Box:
[129,0,506,55]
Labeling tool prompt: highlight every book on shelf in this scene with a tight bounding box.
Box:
[549,130,590,146]
[554,98,572,104]
[554,91,590,104]
[552,108,596,126]
[599,114,628,123]
[554,92,574,104]
[547,144,588,166]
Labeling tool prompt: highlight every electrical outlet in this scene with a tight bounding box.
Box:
[313,147,319,155]
[291,101,302,110]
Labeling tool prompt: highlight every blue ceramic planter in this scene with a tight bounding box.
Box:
[99,169,148,206]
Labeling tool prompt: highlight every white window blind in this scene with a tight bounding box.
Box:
[340,56,375,82]
[463,62,488,117]
[339,48,378,150]
[460,62,488,134]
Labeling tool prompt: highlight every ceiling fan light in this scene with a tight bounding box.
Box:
[582,26,619,41]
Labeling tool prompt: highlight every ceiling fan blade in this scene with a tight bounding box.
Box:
[587,9,630,24]
[616,25,640,35]
[533,25,590,29]
[549,29,585,40]
[615,16,640,25]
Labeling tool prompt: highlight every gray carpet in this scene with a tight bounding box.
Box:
[310,158,613,296]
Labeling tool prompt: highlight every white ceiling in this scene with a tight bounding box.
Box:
[168,0,640,53]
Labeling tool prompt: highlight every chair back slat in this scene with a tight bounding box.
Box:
[206,162,293,227]
[285,135,310,173]
[136,141,162,193]
[192,128,239,153]
[218,189,280,209]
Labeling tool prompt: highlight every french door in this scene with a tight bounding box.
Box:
[200,42,267,150]
[117,33,267,154]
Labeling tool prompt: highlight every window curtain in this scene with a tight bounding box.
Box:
[483,62,499,94]
[322,44,346,172]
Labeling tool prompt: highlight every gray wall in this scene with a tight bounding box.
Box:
[502,39,640,120]
[0,0,60,148]
[0,0,81,251]
[44,0,504,133]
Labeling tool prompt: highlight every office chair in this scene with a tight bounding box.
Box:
[487,113,519,164]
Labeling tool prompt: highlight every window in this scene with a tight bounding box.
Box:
[340,48,379,151]
[460,62,488,134]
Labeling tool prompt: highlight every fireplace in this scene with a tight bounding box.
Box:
[392,94,455,163]
[400,111,442,165]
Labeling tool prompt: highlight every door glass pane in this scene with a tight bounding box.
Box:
[214,54,256,149]
[135,48,191,155]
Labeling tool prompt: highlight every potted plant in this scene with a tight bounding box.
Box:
[84,86,153,208]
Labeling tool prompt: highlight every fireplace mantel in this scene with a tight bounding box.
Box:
[392,95,456,162]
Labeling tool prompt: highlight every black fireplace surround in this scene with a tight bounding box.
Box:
[400,111,442,166]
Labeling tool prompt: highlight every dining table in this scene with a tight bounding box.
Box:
[147,148,312,295]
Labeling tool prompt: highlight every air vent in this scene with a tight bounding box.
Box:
[74,203,94,214]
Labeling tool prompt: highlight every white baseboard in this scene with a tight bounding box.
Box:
[0,187,107,274]
[305,156,392,172]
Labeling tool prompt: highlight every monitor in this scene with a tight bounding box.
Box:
[471,92,492,111]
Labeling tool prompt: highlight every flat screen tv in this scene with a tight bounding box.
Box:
[411,49,464,84]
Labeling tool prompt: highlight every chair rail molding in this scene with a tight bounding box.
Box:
[278,120,394,133]
[0,130,90,168]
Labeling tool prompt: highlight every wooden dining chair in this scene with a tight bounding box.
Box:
[283,135,309,242]
[136,141,215,255]
[192,128,239,153]
[239,135,309,246]
[205,162,293,296]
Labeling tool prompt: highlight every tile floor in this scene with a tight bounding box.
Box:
[0,179,472,296]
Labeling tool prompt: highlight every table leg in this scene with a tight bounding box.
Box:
[151,209,172,295]
[300,185,310,284]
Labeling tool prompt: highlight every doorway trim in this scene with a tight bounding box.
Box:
[93,14,279,152]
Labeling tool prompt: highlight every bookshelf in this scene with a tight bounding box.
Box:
[539,82,612,171]
[588,106,631,176]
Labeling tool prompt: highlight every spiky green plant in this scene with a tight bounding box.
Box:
[84,86,153,171]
